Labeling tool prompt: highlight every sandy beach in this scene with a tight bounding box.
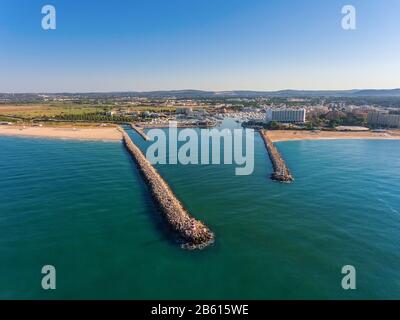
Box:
[266,130,400,142]
[0,125,122,141]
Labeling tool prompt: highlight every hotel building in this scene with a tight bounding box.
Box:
[367,112,400,128]
[266,108,306,123]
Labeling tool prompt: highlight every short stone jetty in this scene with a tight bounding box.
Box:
[119,127,215,250]
[260,130,294,183]
[130,123,150,141]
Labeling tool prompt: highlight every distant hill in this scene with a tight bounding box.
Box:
[101,88,400,98]
[213,89,400,97]
[74,89,400,98]
[350,89,400,97]
[2,89,400,98]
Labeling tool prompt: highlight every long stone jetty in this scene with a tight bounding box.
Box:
[130,123,150,141]
[119,127,215,250]
[260,130,294,183]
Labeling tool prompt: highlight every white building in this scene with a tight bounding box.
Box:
[367,112,400,128]
[106,110,117,117]
[176,107,193,116]
[266,108,306,123]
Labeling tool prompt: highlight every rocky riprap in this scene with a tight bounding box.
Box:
[130,123,150,141]
[260,130,294,183]
[119,127,214,250]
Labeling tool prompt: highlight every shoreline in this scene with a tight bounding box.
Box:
[1,125,400,143]
[266,130,400,142]
[0,125,122,142]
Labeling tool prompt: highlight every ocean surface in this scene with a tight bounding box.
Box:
[0,120,399,299]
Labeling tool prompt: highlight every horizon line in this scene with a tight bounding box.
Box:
[2,87,400,95]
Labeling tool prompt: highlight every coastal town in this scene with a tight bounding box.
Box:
[1,92,400,141]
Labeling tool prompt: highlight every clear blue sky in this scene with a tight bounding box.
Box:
[1,0,399,92]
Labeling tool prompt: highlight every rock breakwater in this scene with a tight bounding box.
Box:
[130,123,150,141]
[260,130,294,183]
[119,127,215,249]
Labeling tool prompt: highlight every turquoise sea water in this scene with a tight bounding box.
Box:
[0,121,399,299]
